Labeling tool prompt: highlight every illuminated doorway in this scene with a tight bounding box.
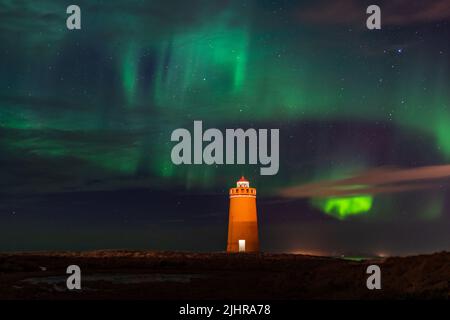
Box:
[238,240,246,252]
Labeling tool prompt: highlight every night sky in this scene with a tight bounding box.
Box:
[1,0,450,255]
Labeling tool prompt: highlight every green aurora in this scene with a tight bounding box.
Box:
[312,195,373,220]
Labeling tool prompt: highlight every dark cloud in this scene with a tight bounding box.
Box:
[296,0,450,27]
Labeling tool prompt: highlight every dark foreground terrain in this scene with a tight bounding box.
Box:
[0,251,449,299]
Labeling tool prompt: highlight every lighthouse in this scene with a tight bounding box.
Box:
[227,177,259,252]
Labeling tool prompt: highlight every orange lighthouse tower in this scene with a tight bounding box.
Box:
[227,177,259,252]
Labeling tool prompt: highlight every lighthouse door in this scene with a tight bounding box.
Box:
[238,240,246,252]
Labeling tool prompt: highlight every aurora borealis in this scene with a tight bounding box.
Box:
[312,195,373,220]
[1,0,450,255]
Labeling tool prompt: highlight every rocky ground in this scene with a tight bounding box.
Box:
[0,251,448,299]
